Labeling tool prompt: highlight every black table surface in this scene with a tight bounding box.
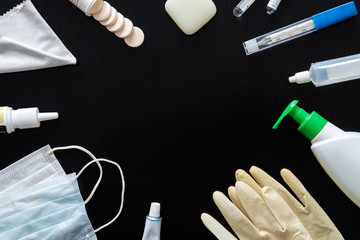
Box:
[1,0,360,239]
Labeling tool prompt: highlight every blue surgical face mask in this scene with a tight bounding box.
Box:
[0,173,95,239]
[0,146,125,240]
[0,145,65,197]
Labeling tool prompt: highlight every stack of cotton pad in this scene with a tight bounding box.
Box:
[90,0,144,48]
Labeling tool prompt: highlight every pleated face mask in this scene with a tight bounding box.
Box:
[0,145,65,197]
[0,0,76,74]
[0,146,125,240]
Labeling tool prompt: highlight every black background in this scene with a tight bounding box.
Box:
[1,0,360,239]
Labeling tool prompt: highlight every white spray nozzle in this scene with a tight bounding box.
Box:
[289,70,311,84]
[38,112,59,122]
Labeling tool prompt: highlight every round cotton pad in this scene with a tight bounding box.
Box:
[115,18,133,38]
[93,1,111,21]
[89,0,103,15]
[100,7,117,26]
[124,27,144,48]
[106,13,125,32]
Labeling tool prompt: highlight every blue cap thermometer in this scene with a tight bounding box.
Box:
[243,2,358,55]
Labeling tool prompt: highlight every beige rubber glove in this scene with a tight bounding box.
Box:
[201,181,312,240]
[228,166,343,240]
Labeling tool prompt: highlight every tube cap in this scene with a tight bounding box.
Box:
[273,100,328,141]
[149,202,161,218]
[243,39,259,56]
[312,1,358,31]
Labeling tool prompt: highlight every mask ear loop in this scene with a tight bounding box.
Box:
[44,145,103,204]
[75,158,125,235]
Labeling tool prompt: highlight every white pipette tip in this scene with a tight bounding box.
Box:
[38,112,59,122]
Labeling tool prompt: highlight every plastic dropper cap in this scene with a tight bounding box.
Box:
[148,202,161,218]
[289,71,311,84]
[273,100,328,141]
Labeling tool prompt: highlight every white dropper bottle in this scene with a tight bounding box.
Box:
[0,106,59,133]
[289,53,360,87]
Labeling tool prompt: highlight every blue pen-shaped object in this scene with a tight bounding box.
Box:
[243,1,358,55]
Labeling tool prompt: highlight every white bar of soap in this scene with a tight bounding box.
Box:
[165,0,216,35]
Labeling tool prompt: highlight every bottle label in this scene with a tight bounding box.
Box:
[267,0,282,10]
[68,0,95,14]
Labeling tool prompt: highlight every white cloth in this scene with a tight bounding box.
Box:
[0,0,76,74]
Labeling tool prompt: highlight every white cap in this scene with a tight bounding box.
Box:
[69,0,99,16]
[149,202,161,218]
[243,39,259,55]
[289,70,311,84]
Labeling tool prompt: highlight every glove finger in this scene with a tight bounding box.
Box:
[228,186,250,219]
[250,166,304,212]
[235,181,279,232]
[261,186,310,238]
[235,169,262,195]
[213,191,260,240]
[280,169,314,208]
[201,213,238,240]
[280,169,345,240]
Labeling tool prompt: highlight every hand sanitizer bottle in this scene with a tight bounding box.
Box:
[273,100,360,207]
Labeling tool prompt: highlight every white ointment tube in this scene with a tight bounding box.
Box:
[142,202,162,240]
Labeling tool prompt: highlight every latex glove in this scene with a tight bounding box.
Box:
[228,166,343,240]
[201,181,312,240]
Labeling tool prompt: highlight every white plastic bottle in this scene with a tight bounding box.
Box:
[289,53,360,87]
[273,100,360,207]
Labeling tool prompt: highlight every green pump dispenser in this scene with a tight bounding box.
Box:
[273,100,328,141]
